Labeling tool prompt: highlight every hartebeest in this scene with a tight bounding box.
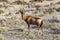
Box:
[16,9,43,34]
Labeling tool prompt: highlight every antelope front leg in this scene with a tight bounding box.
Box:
[28,24,30,34]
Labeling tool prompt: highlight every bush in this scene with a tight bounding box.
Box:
[19,25,25,34]
[0,26,8,32]
[20,25,25,31]
[28,32,33,39]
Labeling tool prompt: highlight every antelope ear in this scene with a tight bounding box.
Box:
[20,8,25,12]
[16,11,19,14]
[20,9,24,13]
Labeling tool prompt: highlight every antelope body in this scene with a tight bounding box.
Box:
[16,10,43,34]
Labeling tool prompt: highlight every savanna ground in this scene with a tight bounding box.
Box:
[0,0,60,40]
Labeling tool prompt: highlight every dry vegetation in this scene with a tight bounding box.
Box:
[0,0,60,40]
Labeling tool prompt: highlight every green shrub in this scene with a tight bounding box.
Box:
[28,32,33,39]
[19,25,25,34]
[20,30,25,34]
[0,26,8,32]
[20,25,25,31]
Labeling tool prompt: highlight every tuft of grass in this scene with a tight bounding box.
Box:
[0,26,8,32]
[56,8,60,12]
[35,5,41,10]
[20,25,25,31]
[0,0,7,2]
[54,35,60,40]
[19,25,25,34]
[0,35,5,40]
[44,8,53,14]
[0,10,4,14]
[28,32,33,39]
[44,25,50,29]
[11,0,27,5]
[20,30,25,34]
[56,1,60,4]
[46,0,52,1]
[33,0,43,2]
[11,1,22,5]
[48,9,53,14]
[44,23,51,29]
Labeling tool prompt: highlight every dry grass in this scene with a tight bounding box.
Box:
[0,26,8,32]
[56,7,60,12]
[43,8,54,14]
[0,35,5,40]
[0,10,4,14]
[0,0,60,40]
[11,1,22,5]
[28,32,33,39]
[0,0,7,2]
